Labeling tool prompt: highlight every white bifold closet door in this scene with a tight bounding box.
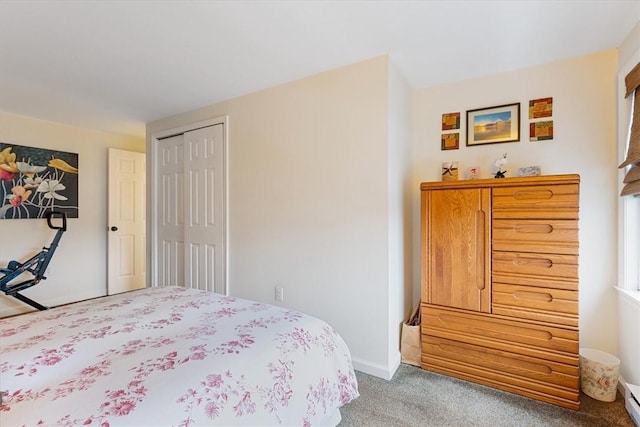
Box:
[156,124,225,294]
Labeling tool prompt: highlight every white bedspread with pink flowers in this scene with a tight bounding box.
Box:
[0,286,359,426]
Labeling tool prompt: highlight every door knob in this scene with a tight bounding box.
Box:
[110,226,118,232]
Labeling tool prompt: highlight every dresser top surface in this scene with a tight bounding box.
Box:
[420,174,580,191]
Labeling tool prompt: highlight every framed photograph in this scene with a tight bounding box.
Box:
[466,103,520,146]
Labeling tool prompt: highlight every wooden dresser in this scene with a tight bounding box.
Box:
[420,174,580,409]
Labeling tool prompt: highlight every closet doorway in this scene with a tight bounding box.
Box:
[151,118,227,294]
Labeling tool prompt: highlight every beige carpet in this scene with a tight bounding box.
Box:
[339,364,634,427]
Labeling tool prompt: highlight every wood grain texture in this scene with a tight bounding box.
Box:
[492,184,579,220]
[424,188,490,313]
[492,219,579,255]
[421,335,579,392]
[492,283,578,327]
[421,305,579,361]
[420,174,580,410]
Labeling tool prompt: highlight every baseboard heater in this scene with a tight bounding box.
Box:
[627,383,640,426]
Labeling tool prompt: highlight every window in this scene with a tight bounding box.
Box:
[620,190,639,291]
[619,60,640,292]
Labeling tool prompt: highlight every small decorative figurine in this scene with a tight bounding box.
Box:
[494,153,507,178]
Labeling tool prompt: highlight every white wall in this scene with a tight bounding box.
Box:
[147,56,405,379]
[387,60,413,368]
[0,112,145,317]
[412,50,619,354]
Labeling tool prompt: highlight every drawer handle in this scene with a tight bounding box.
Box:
[513,257,553,268]
[476,210,485,290]
[514,223,553,234]
[436,342,553,374]
[513,290,553,302]
[513,190,553,200]
[436,313,553,340]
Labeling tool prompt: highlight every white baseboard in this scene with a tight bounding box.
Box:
[619,375,640,426]
[620,374,628,396]
[352,352,401,381]
[627,388,640,426]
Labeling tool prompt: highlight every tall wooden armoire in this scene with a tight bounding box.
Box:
[420,174,580,410]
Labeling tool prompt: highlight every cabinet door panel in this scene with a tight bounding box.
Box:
[424,188,490,312]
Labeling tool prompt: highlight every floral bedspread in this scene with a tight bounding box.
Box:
[0,286,359,426]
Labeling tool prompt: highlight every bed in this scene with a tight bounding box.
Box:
[0,286,359,426]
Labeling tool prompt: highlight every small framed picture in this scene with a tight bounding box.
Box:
[529,97,553,119]
[442,162,459,181]
[441,133,459,150]
[466,166,480,180]
[530,121,553,141]
[442,112,461,130]
[466,103,520,146]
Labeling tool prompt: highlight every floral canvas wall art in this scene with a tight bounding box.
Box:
[0,143,79,219]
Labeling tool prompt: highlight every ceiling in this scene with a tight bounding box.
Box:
[1,1,639,138]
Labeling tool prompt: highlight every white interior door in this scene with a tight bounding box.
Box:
[155,124,226,294]
[108,148,146,295]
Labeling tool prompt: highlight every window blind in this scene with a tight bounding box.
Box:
[620,62,640,197]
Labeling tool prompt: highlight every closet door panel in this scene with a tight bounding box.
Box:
[156,135,185,287]
[184,125,225,293]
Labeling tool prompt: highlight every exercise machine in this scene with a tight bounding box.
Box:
[0,211,67,310]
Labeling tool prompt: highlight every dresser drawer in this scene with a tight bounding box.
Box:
[493,184,579,219]
[492,251,578,280]
[492,270,578,291]
[492,283,578,327]
[421,305,579,364]
[493,219,578,255]
[421,335,579,408]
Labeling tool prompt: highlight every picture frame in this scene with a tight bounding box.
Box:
[441,112,460,130]
[530,120,554,141]
[529,97,553,119]
[466,103,520,146]
[441,162,458,181]
[0,143,79,219]
[441,133,459,150]
[466,166,481,180]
